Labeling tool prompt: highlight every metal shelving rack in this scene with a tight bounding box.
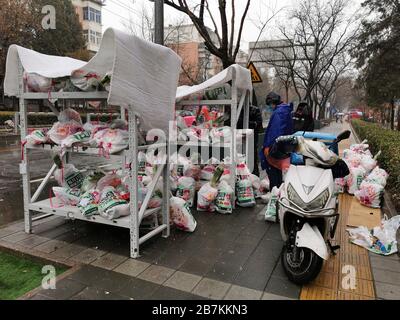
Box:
[16,60,169,259]
[174,68,252,206]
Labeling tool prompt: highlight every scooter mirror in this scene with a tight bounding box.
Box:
[336,130,351,142]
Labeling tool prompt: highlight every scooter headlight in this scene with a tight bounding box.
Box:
[287,184,330,211]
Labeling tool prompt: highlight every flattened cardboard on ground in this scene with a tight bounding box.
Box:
[347,197,381,229]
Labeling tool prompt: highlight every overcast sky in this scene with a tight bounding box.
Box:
[102,0,364,52]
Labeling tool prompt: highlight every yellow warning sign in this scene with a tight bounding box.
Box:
[247,62,262,83]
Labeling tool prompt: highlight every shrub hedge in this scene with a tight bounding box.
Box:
[352,119,400,211]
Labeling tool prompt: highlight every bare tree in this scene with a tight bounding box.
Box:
[164,0,251,68]
[256,0,357,118]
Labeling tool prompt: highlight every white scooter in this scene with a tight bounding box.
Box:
[271,130,351,284]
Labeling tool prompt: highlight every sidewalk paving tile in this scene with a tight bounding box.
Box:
[149,286,205,300]
[261,292,294,300]
[2,231,34,243]
[51,243,86,259]
[164,271,202,293]
[91,253,128,270]
[370,255,400,273]
[70,248,106,264]
[37,278,86,300]
[0,227,19,238]
[118,278,160,300]
[71,286,131,300]
[34,239,68,254]
[224,285,263,300]
[375,281,400,300]
[137,264,175,284]
[372,268,400,286]
[192,278,231,300]
[17,235,50,248]
[300,286,338,300]
[265,276,301,299]
[28,294,53,300]
[114,259,150,277]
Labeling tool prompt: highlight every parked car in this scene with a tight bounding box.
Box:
[348,109,363,119]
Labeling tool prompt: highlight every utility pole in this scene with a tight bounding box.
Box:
[154,0,164,45]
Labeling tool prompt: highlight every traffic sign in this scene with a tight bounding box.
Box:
[247,62,262,83]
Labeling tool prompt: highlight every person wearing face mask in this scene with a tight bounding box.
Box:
[259,92,294,189]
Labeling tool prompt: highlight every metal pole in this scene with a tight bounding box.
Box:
[154,0,164,45]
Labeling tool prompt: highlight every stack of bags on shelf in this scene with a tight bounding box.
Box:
[169,152,270,231]
[336,140,388,208]
[24,108,129,155]
[174,109,253,145]
[24,70,112,94]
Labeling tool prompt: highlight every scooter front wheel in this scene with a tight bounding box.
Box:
[281,245,323,285]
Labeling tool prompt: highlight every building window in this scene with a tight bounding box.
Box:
[88,30,102,45]
[83,7,102,24]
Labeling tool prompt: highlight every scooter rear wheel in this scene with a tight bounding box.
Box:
[281,245,323,285]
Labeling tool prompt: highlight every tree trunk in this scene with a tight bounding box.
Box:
[397,104,400,131]
[391,99,395,130]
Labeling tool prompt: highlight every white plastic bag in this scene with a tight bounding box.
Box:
[364,167,389,188]
[98,186,129,220]
[216,180,234,214]
[197,182,218,212]
[170,153,192,177]
[58,108,82,124]
[265,186,280,222]
[78,190,101,217]
[170,197,197,232]
[176,176,195,207]
[52,187,81,206]
[200,164,216,181]
[346,166,366,195]
[236,179,256,207]
[96,173,122,192]
[24,72,52,92]
[48,121,83,145]
[335,177,347,194]
[71,70,101,91]
[360,155,377,173]
[95,129,129,154]
[61,130,91,148]
[210,126,232,144]
[54,163,85,190]
[249,174,261,198]
[355,181,384,208]
[259,177,270,194]
[25,130,48,146]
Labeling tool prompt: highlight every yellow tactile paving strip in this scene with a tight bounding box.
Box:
[300,134,377,300]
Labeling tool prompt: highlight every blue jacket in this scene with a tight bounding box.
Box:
[260,103,294,170]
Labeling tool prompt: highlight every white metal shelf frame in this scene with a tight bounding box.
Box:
[175,68,252,206]
[17,59,169,259]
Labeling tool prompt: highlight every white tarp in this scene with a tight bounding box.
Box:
[176,64,252,100]
[4,28,182,134]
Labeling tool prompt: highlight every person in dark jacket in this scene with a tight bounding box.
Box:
[259,92,294,189]
[293,101,314,132]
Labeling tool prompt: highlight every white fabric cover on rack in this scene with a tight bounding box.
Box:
[4,28,182,134]
[175,64,252,100]
[4,46,86,95]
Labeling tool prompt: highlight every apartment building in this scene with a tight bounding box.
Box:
[72,0,104,53]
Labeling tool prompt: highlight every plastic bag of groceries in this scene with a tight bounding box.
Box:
[347,215,400,256]
[364,166,389,188]
[81,171,105,193]
[360,155,377,174]
[94,128,129,154]
[216,180,234,214]
[259,177,270,194]
[170,152,192,177]
[25,129,48,146]
[355,181,384,208]
[48,121,83,145]
[200,164,216,181]
[78,190,101,217]
[210,126,232,144]
[265,186,280,222]
[248,174,261,198]
[176,176,195,207]
[197,182,218,212]
[71,70,101,92]
[53,155,84,189]
[346,166,366,195]
[96,172,122,192]
[344,152,362,168]
[236,178,256,207]
[350,140,369,154]
[83,122,109,138]
[98,186,129,220]
[335,177,347,194]
[170,197,197,232]
[58,108,82,124]
[61,130,91,148]
[52,187,81,206]
[24,72,52,92]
